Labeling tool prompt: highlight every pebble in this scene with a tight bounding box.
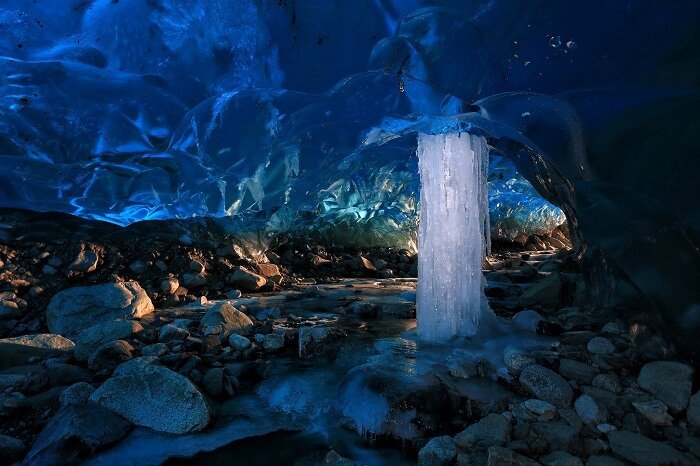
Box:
[587,336,615,355]
[574,394,607,424]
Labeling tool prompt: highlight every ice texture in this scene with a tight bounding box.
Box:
[416,133,490,342]
[0,0,698,354]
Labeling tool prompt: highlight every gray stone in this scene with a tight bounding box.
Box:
[189,259,205,273]
[558,359,598,384]
[229,267,267,291]
[141,343,168,357]
[182,273,207,288]
[585,456,626,466]
[90,364,210,434]
[523,399,557,421]
[637,361,694,413]
[607,430,686,466]
[688,391,700,428]
[69,250,98,273]
[455,413,511,449]
[418,436,457,466]
[591,373,622,394]
[75,320,143,360]
[542,450,583,466]
[201,368,225,396]
[0,334,75,370]
[0,300,21,319]
[531,421,580,451]
[262,333,285,351]
[45,362,92,387]
[298,325,346,358]
[47,281,154,336]
[0,434,24,463]
[161,278,179,295]
[200,301,253,337]
[574,394,608,424]
[486,446,540,466]
[59,382,95,406]
[129,261,147,273]
[503,345,535,373]
[324,450,356,466]
[228,333,251,351]
[520,364,574,408]
[521,272,567,307]
[87,340,134,373]
[587,337,615,355]
[24,404,130,466]
[159,324,190,342]
[632,399,673,426]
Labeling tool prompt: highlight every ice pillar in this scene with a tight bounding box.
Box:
[416,132,490,342]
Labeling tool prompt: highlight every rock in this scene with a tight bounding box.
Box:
[503,345,535,373]
[229,267,266,291]
[558,359,598,384]
[486,446,540,466]
[87,340,134,373]
[0,334,75,370]
[637,361,694,413]
[688,391,700,428]
[298,325,346,358]
[530,421,580,451]
[200,301,254,337]
[228,333,251,351]
[523,399,557,421]
[141,342,168,357]
[587,337,615,355]
[161,278,179,295]
[189,259,205,273]
[129,261,147,273]
[159,324,190,342]
[257,263,282,284]
[512,310,545,332]
[0,434,24,464]
[47,281,154,336]
[586,456,626,466]
[310,255,332,267]
[69,250,98,273]
[607,430,686,466]
[226,289,242,299]
[75,320,143,360]
[354,256,377,272]
[455,413,511,449]
[182,273,207,288]
[0,300,20,319]
[521,272,568,307]
[632,399,673,426]
[59,382,95,406]
[418,436,457,466]
[261,333,285,351]
[591,373,623,394]
[24,404,131,466]
[46,362,92,387]
[90,364,210,434]
[324,450,356,466]
[201,368,225,396]
[42,264,57,275]
[574,394,608,424]
[520,364,574,408]
[542,450,583,466]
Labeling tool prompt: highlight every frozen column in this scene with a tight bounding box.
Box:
[416,132,490,342]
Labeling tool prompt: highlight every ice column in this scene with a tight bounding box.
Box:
[416,132,490,342]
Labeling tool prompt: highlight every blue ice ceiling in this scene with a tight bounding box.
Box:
[0,1,698,351]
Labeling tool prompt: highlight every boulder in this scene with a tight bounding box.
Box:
[69,250,98,273]
[558,359,598,384]
[0,334,74,370]
[261,333,285,351]
[182,273,207,288]
[587,337,615,355]
[47,282,153,336]
[24,404,131,466]
[257,263,282,284]
[687,391,700,428]
[607,430,686,466]
[574,394,608,424]
[90,364,210,434]
[228,333,251,351]
[74,320,143,360]
[486,446,539,466]
[159,324,190,342]
[454,413,511,449]
[418,436,457,466]
[161,278,179,295]
[298,325,346,358]
[87,340,135,374]
[637,361,694,413]
[59,382,95,406]
[541,450,583,466]
[200,301,253,337]
[520,364,574,408]
[521,272,568,307]
[229,267,267,291]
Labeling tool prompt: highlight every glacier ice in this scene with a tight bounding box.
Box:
[0,0,698,354]
[416,133,490,342]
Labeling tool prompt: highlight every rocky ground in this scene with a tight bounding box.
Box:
[0,210,697,465]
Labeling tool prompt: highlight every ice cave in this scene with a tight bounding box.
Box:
[0,1,698,465]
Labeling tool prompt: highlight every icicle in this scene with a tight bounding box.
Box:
[416,132,490,342]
